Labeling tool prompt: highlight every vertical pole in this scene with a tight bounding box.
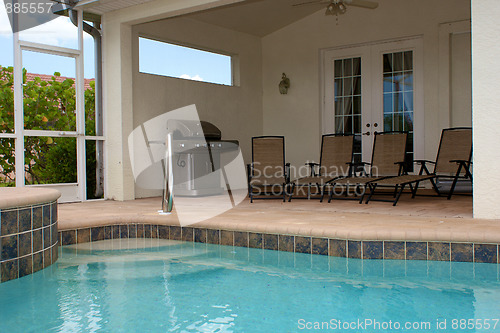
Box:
[13,31,24,186]
[76,10,86,201]
[161,132,174,213]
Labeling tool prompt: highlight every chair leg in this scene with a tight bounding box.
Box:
[328,184,335,203]
[411,181,421,198]
[359,184,370,204]
[448,164,463,200]
[430,177,441,196]
[365,183,377,204]
[320,184,326,202]
[288,183,296,202]
[392,184,406,206]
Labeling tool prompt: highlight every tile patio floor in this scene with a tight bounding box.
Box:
[58,192,500,244]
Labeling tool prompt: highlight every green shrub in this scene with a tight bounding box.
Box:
[0,65,98,198]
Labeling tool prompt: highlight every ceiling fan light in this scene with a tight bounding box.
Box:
[338,2,347,13]
[325,3,336,15]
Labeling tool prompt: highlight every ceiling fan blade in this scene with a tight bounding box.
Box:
[292,0,330,7]
[345,0,379,9]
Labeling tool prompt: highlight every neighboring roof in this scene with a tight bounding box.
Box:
[25,72,94,90]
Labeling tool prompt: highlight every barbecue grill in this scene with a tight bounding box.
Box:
[167,120,239,196]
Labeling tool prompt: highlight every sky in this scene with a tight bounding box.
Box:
[0,0,96,78]
[0,0,231,85]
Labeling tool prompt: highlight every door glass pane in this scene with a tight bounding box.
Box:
[393,52,403,72]
[24,137,77,185]
[334,57,362,162]
[0,138,15,186]
[335,98,343,116]
[22,50,77,132]
[382,50,414,171]
[404,51,413,71]
[343,77,352,96]
[383,54,392,73]
[334,60,343,78]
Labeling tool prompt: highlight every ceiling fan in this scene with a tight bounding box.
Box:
[293,0,378,16]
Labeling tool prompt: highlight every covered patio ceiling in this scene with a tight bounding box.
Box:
[78,0,382,36]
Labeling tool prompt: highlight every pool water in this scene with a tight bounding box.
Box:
[0,239,499,333]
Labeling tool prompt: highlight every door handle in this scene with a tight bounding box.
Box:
[363,131,370,136]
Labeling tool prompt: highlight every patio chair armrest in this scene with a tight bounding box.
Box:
[415,159,435,176]
[246,163,253,182]
[450,159,470,164]
[414,159,435,165]
[347,161,370,166]
[394,161,407,175]
[347,161,369,176]
[305,162,320,177]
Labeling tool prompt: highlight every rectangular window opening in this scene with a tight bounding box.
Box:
[139,37,234,86]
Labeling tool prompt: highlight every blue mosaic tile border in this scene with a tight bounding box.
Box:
[0,200,58,283]
[58,224,499,264]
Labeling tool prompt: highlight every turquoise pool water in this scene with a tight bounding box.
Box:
[0,239,499,333]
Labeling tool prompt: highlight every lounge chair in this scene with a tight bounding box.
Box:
[247,136,290,203]
[365,127,472,206]
[327,131,408,203]
[288,134,354,202]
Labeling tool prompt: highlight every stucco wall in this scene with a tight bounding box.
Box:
[261,0,470,169]
[131,17,263,198]
[472,0,500,219]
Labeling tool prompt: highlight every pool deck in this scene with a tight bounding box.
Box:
[58,193,500,244]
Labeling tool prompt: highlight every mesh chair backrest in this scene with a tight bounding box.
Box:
[320,134,354,177]
[252,136,285,179]
[434,128,472,175]
[370,132,407,177]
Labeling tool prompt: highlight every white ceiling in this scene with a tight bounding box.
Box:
[79,0,381,36]
[186,0,326,37]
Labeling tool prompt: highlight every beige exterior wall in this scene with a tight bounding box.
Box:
[101,0,245,200]
[472,0,500,219]
[261,0,470,169]
[103,0,479,208]
[131,18,263,198]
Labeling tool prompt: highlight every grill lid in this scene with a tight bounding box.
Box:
[168,120,222,140]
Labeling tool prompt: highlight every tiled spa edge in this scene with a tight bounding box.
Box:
[58,223,499,264]
[0,200,58,283]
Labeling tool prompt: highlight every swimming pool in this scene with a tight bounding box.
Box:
[0,239,499,332]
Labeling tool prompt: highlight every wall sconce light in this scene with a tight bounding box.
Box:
[279,73,290,94]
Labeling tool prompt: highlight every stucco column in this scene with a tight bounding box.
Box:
[102,18,135,201]
[471,0,500,218]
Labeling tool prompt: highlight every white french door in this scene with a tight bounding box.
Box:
[322,37,423,170]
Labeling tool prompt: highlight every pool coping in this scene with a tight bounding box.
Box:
[58,223,500,264]
[0,188,61,210]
